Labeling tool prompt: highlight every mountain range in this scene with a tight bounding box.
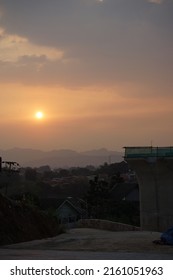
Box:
[0,148,124,168]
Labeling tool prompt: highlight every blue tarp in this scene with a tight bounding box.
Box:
[161,227,173,245]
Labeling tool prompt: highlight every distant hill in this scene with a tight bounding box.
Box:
[0,148,123,168]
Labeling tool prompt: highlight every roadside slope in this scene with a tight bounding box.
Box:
[0,193,62,245]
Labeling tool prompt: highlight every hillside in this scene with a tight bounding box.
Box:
[0,193,62,246]
[0,148,123,168]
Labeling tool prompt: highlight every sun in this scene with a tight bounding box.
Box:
[35,111,44,119]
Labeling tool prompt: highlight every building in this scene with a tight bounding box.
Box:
[40,197,87,227]
[110,183,139,202]
[55,198,87,225]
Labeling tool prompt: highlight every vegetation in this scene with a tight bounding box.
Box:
[0,160,140,233]
[0,193,64,245]
[86,175,140,226]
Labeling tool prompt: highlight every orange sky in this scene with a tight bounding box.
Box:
[0,0,173,151]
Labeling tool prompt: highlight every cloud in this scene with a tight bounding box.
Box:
[147,0,163,4]
[0,27,63,63]
[0,0,172,95]
[0,8,3,19]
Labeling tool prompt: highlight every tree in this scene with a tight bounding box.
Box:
[86,176,110,219]
[24,167,37,181]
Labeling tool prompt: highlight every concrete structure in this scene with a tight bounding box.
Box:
[76,219,139,231]
[124,146,173,232]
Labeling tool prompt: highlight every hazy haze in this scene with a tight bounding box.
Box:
[0,0,173,151]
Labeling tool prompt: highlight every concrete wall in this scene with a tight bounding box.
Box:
[126,158,173,232]
[76,219,140,231]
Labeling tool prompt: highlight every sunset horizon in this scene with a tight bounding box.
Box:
[0,0,173,152]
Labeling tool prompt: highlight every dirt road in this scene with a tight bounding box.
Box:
[1,228,173,259]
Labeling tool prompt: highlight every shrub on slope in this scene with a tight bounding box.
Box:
[0,193,62,245]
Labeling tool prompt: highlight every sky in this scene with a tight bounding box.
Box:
[0,0,173,152]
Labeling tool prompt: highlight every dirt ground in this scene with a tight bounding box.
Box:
[3,228,173,256]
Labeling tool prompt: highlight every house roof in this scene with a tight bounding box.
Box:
[39,197,87,216]
[57,199,81,214]
[59,197,87,216]
[110,183,139,202]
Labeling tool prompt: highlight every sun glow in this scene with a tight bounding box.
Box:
[35,111,44,119]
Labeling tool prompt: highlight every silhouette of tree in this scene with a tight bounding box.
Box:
[86,176,110,218]
[25,167,37,181]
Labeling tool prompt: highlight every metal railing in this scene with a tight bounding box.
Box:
[124,146,173,158]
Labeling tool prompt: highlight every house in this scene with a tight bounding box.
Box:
[55,198,87,224]
[110,183,139,202]
[39,197,87,226]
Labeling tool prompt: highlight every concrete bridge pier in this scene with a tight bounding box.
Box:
[124,147,173,232]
